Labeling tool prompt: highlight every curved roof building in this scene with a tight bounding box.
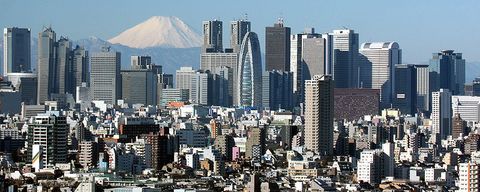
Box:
[236,32,262,108]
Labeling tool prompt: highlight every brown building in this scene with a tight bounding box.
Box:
[452,113,466,139]
[141,127,176,170]
[119,117,161,142]
[334,88,380,121]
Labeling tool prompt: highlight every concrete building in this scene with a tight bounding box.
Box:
[301,37,327,80]
[175,67,195,92]
[330,29,359,88]
[78,141,98,169]
[415,64,430,112]
[237,32,262,107]
[458,162,480,192]
[200,53,237,106]
[56,37,73,95]
[121,69,157,106]
[290,28,321,95]
[230,19,250,53]
[3,27,31,76]
[90,47,121,105]
[0,80,21,114]
[202,20,223,53]
[27,113,68,169]
[431,89,452,144]
[160,88,189,105]
[359,42,401,108]
[304,75,334,155]
[452,96,480,123]
[357,150,382,184]
[6,72,37,105]
[37,27,56,104]
[429,50,465,95]
[452,113,466,139]
[72,46,89,88]
[262,70,294,110]
[245,127,266,160]
[189,71,213,105]
[265,19,290,72]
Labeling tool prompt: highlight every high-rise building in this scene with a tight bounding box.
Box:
[393,64,417,115]
[27,113,68,169]
[56,37,73,94]
[230,19,250,53]
[3,27,31,76]
[265,19,291,72]
[90,47,121,105]
[189,71,213,105]
[212,66,233,106]
[301,37,327,81]
[473,78,480,96]
[37,27,56,104]
[175,67,196,92]
[331,29,359,88]
[458,162,480,192]
[262,70,293,110]
[290,28,321,94]
[7,72,37,105]
[415,65,430,112]
[160,88,189,105]
[304,75,334,155]
[72,46,89,88]
[131,55,152,69]
[214,134,235,160]
[452,96,480,123]
[237,32,262,107]
[121,69,157,106]
[452,113,466,139]
[359,42,402,108]
[245,127,266,160]
[202,20,223,53]
[429,50,465,95]
[200,53,237,106]
[431,89,452,144]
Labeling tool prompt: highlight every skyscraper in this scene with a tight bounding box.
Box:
[27,113,68,168]
[290,28,321,94]
[237,32,262,107]
[131,55,152,69]
[72,45,89,88]
[175,66,196,92]
[331,29,359,88]
[200,53,237,106]
[431,89,452,145]
[121,69,157,106]
[202,20,223,53]
[56,37,73,94]
[37,27,56,104]
[3,27,31,76]
[301,37,327,81]
[304,75,334,155]
[230,19,250,53]
[429,50,465,95]
[415,65,430,112]
[393,64,417,115]
[90,47,121,105]
[189,71,213,105]
[262,70,293,110]
[359,42,402,108]
[265,19,291,72]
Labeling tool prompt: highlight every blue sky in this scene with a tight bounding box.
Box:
[2,0,480,63]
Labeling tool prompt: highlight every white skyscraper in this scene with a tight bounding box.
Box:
[452,96,480,123]
[359,42,401,108]
[236,32,262,107]
[175,67,196,91]
[90,47,121,105]
[415,65,430,112]
[431,89,452,144]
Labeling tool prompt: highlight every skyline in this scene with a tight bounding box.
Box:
[1,0,480,65]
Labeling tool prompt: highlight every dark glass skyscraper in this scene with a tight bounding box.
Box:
[202,20,223,53]
[230,19,250,53]
[265,19,290,72]
[3,27,31,76]
[237,32,262,107]
[393,64,417,115]
[429,50,465,95]
[262,70,293,110]
[37,27,56,104]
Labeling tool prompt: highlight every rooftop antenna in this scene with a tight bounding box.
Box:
[244,13,248,21]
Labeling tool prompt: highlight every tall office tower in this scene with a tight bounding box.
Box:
[161,74,174,88]
[190,71,213,105]
[200,53,237,106]
[265,19,291,72]
[331,29,359,88]
[72,46,89,88]
[290,29,319,92]
[202,20,223,53]
[245,127,266,159]
[431,89,452,145]
[121,69,157,106]
[56,37,73,94]
[262,70,293,110]
[415,65,430,112]
[458,162,480,192]
[429,50,465,95]
[175,66,196,93]
[131,55,152,69]
[393,64,417,115]
[237,32,262,107]
[214,134,235,160]
[452,96,480,123]
[27,114,68,169]
[304,75,334,155]
[212,66,233,106]
[359,42,401,108]
[230,19,251,53]
[301,37,327,81]
[7,73,38,105]
[90,47,121,105]
[3,27,31,76]
[37,27,57,104]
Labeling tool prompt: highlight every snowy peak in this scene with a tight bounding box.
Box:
[108,16,201,49]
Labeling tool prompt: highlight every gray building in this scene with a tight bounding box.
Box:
[121,69,157,106]
[190,71,213,105]
[131,55,152,69]
[302,37,327,81]
[72,46,89,88]
[7,72,37,105]
[3,27,31,76]
[230,19,251,53]
[212,66,232,107]
[200,53,237,106]
[56,37,73,94]
[175,67,195,97]
[331,29,359,88]
[429,50,465,95]
[415,65,430,112]
[237,32,262,107]
[37,27,56,104]
[265,20,291,72]
[160,88,189,105]
[0,80,21,114]
[393,64,417,115]
[262,70,293,110]
[202,20,223,53]
[90,47,121,105]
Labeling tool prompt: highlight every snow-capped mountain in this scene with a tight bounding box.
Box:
[108,16,202,49]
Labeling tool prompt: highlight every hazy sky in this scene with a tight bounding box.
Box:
[2,0,480,63]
